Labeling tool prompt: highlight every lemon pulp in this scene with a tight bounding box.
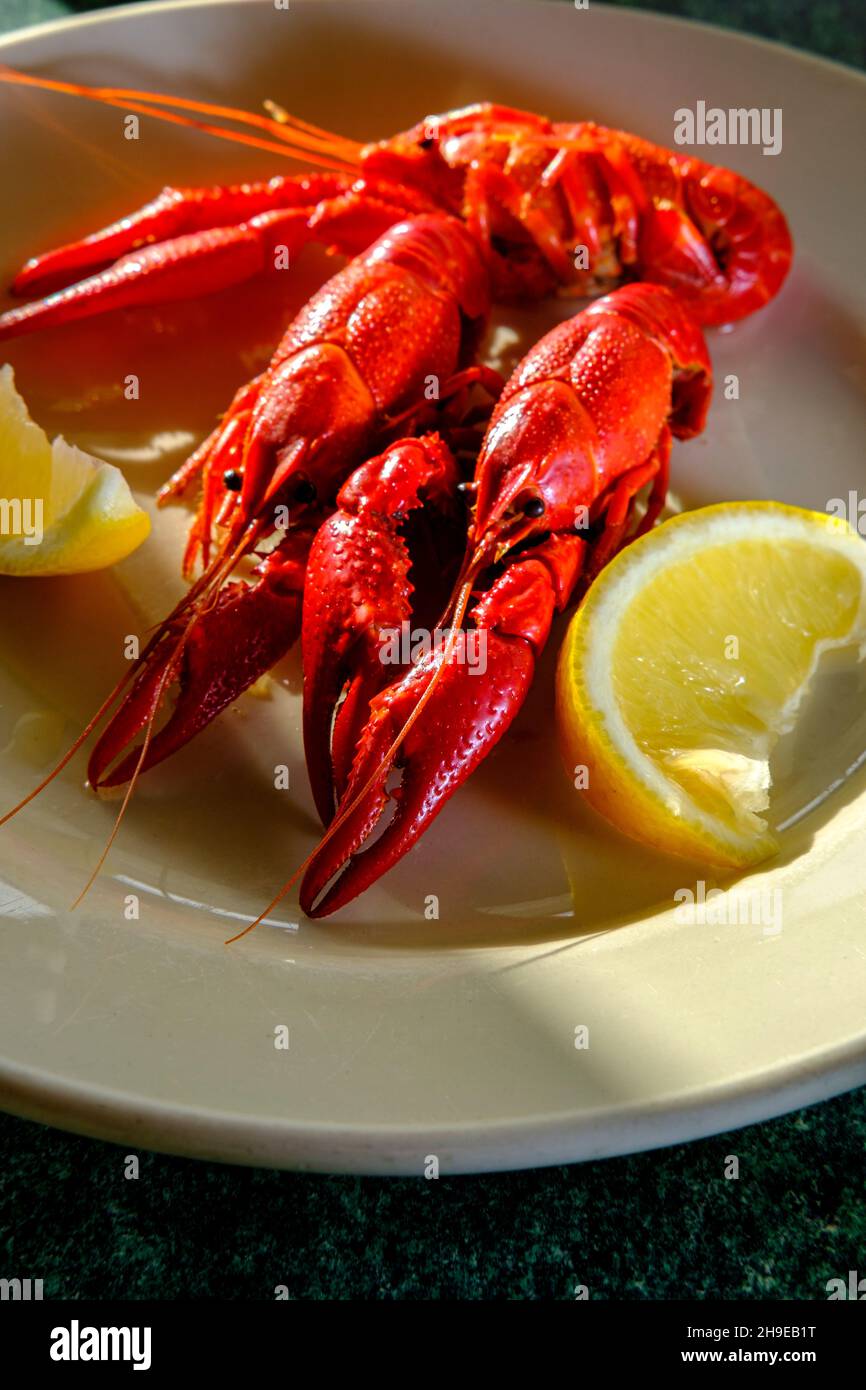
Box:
[0,364,150,576]
[557,503,866,866]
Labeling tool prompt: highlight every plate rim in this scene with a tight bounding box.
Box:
[1,0,864,1173]
[2,1034,864,1173]
[2,0,866,86]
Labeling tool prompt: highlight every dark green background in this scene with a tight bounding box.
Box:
[1,0,864,1300]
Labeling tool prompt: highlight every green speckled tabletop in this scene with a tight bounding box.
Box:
[0,0,864,1300]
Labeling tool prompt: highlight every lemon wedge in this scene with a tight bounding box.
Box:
[556,502,866,867]
[0,364,150,575]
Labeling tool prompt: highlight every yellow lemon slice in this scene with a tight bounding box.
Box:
[556,502,866,867]
[0,364,150,576]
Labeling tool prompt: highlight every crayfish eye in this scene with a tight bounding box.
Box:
[523,496,546,519]
[293,479,317,504]
[223,469,242,492]
[418,136,435,150]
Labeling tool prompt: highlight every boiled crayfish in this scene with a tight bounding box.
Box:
[0,72,791,337]
[61,214,493,793]
[0,71,784,920]
[294,281,711,916]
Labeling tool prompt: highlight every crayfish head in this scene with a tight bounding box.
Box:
[360,117,466,211]
[363,105,572,304]
[361,103,553,206]
[469,379,597,566]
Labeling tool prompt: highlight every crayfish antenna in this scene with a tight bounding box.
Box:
[68,606,206,909]
[0,509,262,909]
[0,662,138,830]
[0,595,209,908]
[0,66,362,172]
[72,518,273,902]
[225,566,482,943]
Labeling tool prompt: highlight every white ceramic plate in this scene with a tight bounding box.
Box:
[0,0,865,1174]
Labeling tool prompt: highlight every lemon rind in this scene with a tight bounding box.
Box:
[559,503,866,865]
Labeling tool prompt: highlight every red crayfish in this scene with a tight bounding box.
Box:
[296,280,711,916]
[5,212,496,806]
[0,71,785,920]
[0,72,792,337]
